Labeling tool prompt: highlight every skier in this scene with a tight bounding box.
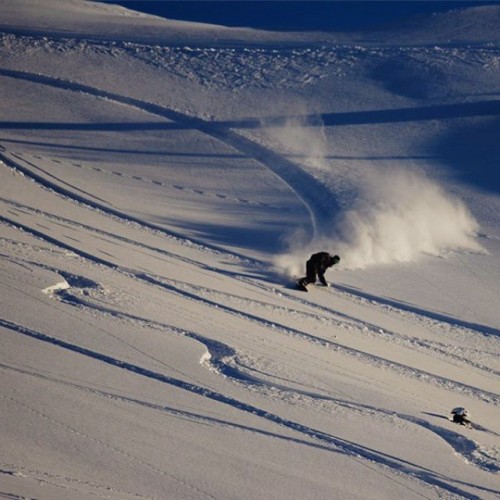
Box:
[451,407,471,427]
[298,252,340,291]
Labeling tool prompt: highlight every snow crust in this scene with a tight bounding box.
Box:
[0,1,499,499]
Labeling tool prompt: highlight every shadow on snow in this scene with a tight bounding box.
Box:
[2,318,498,498]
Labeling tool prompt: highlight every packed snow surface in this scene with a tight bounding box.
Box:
[0,1,499,498]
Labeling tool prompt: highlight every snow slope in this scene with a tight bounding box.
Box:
[0,1,499,498]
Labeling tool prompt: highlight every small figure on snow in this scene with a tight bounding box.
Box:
[451,407,471,427]
[298,252,340,292]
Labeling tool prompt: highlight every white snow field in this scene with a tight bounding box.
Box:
[1,1,499,498]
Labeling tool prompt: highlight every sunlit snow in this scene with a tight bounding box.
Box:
[1,1,499,499]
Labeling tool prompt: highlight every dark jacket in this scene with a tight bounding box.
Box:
[305,252,339,286]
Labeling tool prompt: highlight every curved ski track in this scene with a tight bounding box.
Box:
[2,318,499,499]
[1,68,499,496]
[2,204,498,408]
[3,197,497,383]
[2,205,500,488]
[0,67,339,235]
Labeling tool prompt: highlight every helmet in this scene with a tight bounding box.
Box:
[332,255,340,264]
[451,407,469,417]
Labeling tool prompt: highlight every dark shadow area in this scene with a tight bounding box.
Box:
[170,219,293,256]
[312,100,500,127]
[432,116,500,194]
[0,121,187,131]
[370,59,449,100]
[105,1,498,32]
[2,100,499,132]
[0,138,438,163]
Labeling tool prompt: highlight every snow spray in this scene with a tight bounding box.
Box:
[327,168,483,269]
[269,116,483,274]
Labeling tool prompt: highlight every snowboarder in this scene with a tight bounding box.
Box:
[451,407,471,427]
[297,252,340,291]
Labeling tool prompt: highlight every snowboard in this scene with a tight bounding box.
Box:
[296,281,329,292]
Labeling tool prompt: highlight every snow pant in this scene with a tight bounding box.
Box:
[299,260,318,287]
[453,414,470,425]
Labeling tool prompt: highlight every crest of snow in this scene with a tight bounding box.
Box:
[42,280,70,295]
[200,350,212,365]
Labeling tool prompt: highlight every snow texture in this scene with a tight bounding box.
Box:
[0,1,499,499]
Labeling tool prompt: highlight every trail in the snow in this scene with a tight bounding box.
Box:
[2,317,497,499]
[334,283,500,338]
[3,238,500,478]
[0,196,228,271]
[32,270,500,475]
[0,145,251,262]
[0,68,339,234]
[3,202,499,477]
[139,273,500,405]
[2,166,498,488]
[2,140,497,377]
[200,273,500,377]
[2,202,498,405]
[3,131,499,413]
[4,194,496,383]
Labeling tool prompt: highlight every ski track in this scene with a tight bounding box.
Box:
[2,199,500,487]
[6,152,284,211]
[2,219,500,482]
[216,274,500,378]
[39,274,500,476]
[0,196,237,274]
[1,193,498,376]
[1,161,499,399]
[0,67,339,234]
[0,392,216,500]
[1,221,498,493]
[2,317,499,499]
[2,206,499,408]
[335,284,500,339]
[1,60,499,495]
[3,155,500,437]
[48,199,500,379]
[138,273,500,405]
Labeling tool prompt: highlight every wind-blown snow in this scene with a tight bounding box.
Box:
[334,169,483,268]
[268,117,483,271]
[1,1,499,499]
